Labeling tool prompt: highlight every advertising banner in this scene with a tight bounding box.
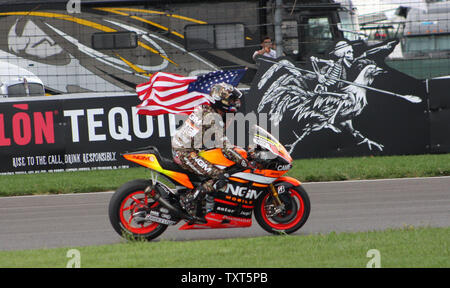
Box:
[0,94,176,174]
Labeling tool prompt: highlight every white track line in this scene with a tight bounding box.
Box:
[303,175,450,185]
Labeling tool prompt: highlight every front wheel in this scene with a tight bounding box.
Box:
[109,179,168,241]
[254,185,310,234]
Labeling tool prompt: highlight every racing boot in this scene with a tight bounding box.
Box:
[180,176,228,223]
[180,186,206,219]
[180,181,213,224]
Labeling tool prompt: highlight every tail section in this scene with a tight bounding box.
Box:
[123,153,194,189]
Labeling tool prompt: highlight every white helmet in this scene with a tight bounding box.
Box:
[209,83,242,113]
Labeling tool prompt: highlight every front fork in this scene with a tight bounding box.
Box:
[268,183,285,216]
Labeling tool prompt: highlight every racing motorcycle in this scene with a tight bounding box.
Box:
[109,125,310,240]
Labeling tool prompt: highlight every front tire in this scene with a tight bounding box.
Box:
[109,179,168,241]
[254,185,310,234]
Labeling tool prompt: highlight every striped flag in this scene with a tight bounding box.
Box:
[136,69,246,116]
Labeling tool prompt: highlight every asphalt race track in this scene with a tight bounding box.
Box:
[0,176,449,251]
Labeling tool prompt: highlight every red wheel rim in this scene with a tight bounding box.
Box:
[261,188,305,230]
[119,190,159,234]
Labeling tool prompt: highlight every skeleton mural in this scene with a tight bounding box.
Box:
[254,39,423,155]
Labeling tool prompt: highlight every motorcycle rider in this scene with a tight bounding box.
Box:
[171,82,250,221]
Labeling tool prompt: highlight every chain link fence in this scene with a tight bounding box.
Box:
[0,0,448,97]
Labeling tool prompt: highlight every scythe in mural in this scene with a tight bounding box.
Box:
[254,39,423,155]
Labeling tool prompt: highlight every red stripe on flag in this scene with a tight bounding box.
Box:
[144,95,207,110]
[135,72,209,116]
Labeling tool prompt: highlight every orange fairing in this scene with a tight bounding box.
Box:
[254,169,287,178]
[276,176,302,186]
[234,147,248,159]
[123,153,194,189]
[198,148,247,167]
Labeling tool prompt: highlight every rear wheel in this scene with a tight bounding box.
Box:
[254,185,310,234]
[109,179,168,241]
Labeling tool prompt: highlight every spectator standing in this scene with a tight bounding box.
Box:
[253,36,277,61]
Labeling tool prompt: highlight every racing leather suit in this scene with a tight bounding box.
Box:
[172,104,246,192]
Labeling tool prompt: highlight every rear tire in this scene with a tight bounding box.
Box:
[254,185,310,235]
[109,179,168,241]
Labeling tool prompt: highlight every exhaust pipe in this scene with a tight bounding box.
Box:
[152,188,182,216]
[151,184,205,223]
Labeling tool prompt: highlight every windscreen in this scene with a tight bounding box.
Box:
[251,125,292,163]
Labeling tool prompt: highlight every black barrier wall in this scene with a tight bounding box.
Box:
[247,39,430,159]
[0,42,449,175]
[427,78,450,153]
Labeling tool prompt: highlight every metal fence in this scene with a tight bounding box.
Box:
[0,0,449,97]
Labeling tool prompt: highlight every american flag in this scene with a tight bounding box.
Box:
[136,69,246,116]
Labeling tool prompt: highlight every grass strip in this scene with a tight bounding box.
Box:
[0,226,448,268]
[0,153,449,197]
[287,153,450,182]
